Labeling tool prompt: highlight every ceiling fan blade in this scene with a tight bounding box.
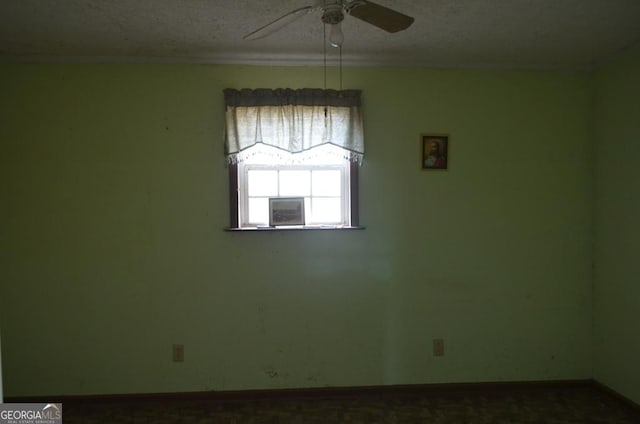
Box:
[346,0,414,33]
[243,5,316,40]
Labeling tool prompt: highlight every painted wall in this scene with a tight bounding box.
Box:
[0,331,3,401]
[593,51,640,404]
[0,64,593,396]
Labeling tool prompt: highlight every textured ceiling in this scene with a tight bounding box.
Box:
[1,0,640,69]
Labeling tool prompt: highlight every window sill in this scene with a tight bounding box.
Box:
[225,225,365,232]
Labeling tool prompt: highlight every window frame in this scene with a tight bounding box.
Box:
[228,161,359,230]
[239,163,349,227]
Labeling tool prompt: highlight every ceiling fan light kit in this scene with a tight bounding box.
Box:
[243,0,414,47]
[321,4,345,47]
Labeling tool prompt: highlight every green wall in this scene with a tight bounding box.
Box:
[0,64,593,396]
[593,51,640,404]
[0,333,3,400]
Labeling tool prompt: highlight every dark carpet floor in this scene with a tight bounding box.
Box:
[59,385,639,423]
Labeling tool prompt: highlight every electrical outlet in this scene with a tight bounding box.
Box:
[173,344,184,362]
[433,338,444,357]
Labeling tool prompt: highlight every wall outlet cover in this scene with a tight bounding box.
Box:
[433,339,444,357]
[173,344,184,362]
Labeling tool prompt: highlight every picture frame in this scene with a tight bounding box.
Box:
[269,197,305,226]
[422,134,449,170]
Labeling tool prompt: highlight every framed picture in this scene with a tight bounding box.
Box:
[269,197,305,226]
[422,134,449,170]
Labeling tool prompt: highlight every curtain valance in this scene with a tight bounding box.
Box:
[224,88,362,107]
[224,88,364,163]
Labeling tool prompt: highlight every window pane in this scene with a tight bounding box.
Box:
[248,170,277,197]
[312,170,341,196]
[304,197,311,223]
[280,170,311,196]
[312,198,341,223]
[248,197,269,224]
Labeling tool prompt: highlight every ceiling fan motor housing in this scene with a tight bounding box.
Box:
[322,4,344,25]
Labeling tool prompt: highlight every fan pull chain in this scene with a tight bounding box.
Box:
[323,24,327,91]
[339,45,343,91]
[323,23,328,120]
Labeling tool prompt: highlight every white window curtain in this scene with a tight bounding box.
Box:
[224,88,364,164]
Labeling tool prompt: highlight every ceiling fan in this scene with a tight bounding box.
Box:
[243,0,415,48]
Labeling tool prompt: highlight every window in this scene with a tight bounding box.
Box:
[224,88,363,229]
[237,144,352,227]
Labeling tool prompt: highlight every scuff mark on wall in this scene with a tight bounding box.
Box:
[263,366,279,379]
